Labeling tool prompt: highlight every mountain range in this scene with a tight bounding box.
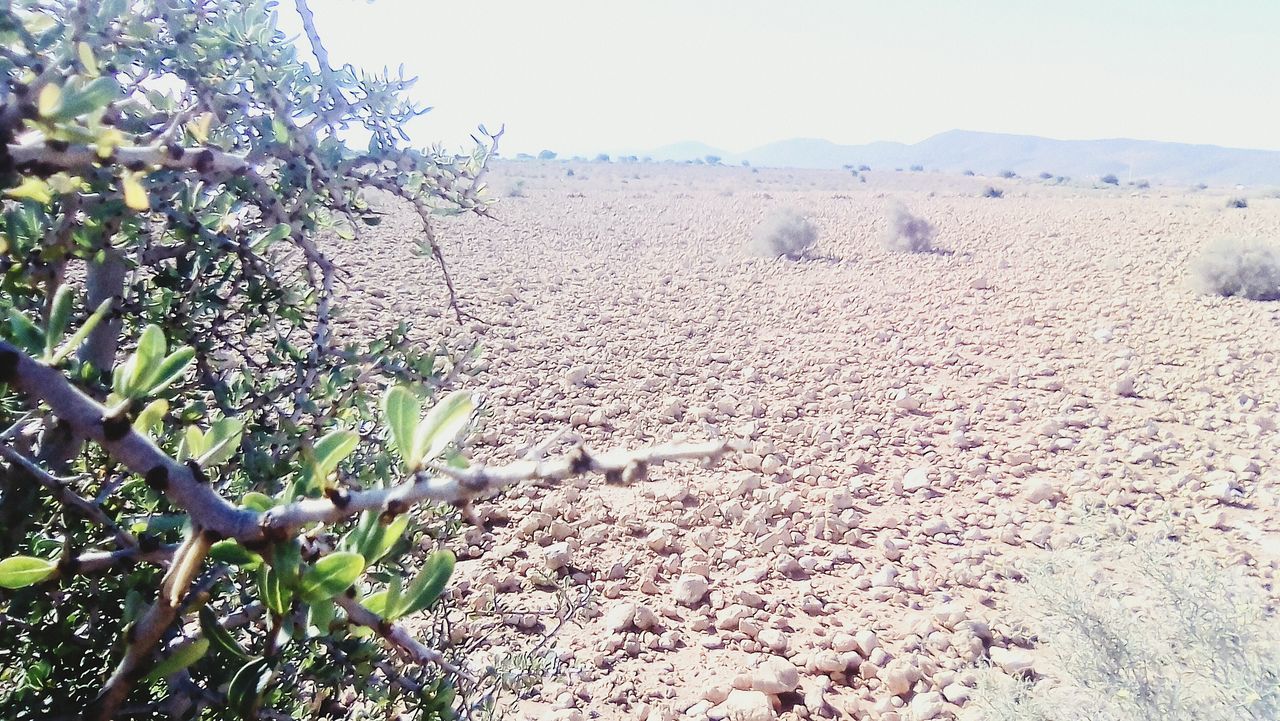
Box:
[638,130,1280,186]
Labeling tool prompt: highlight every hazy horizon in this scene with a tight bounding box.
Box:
[280,0,1280,156]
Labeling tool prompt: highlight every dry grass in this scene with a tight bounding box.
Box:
[1189,237,1280,301]
[967,517,1280,721]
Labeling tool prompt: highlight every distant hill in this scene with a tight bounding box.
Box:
[644,130,1280,186]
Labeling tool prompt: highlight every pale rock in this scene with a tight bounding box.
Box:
[673,574,710,606]
[989,646,1035,675]
[751,657,800,694]
[723,690,776,721]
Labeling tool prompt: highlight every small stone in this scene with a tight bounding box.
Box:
[543,542,572,570]
[1114,376,1136,397]
[673,574,710,606]
[1023,478,1059,503]
[989,646,1035,675]
[751,656,800,694]
[723,689,776,721]
[604,602,636,632]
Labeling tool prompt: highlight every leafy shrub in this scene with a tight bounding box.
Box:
[1226,196,1248,208]
[751,208,818,259]
[968,519,1279,721]
[1100,174,1120,185]
[982,186,1005,198]
[881,202,936,253]
[0,3,726,719]
[1189,238,1280,300]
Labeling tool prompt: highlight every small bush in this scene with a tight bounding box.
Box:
[881,202,936,253]
[910,164,924,172]
[982,186,1004,198]
[566,168,575,177]
[858,164,872,172]
[506,179,527,197]
[969,520,1280,721]
[1226,196,1249,208]
[751,208,818,259]
[538,149,558,160]
[1135,179,1150,189]
[1101,173,1120,185]
[1189,237,1280,300]
[1039,171,1053,180]
[963,169,976,176]
[1000,169,1017,179]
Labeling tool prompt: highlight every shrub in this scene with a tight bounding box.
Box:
[858,164,871,172]
[968,519,1280,721]
[1189,238,1280,300]
[537,149,557,160]
[1226,196,1248,208]
[751,208,818,259]
[963,169,976,176]
[506,179,527,197]
[565,168,575,177]
[1038,172,1053,180]
[909,164,924,172]
[1100,174,1120,185]
[881,202,936,253]
[999,170,1017,179]
[1135,179,1150,189]
[982,186,1005,198]
[0,3,727,718]
[594,153,611,162]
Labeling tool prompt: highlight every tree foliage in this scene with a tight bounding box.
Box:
[0,1,730,718]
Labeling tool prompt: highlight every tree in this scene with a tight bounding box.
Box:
[537,149,556,161]
[1101,173,1120,186]
[593,153,610,162]
[0,2,728,718]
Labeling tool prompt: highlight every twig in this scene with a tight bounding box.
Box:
[335,594,474,682]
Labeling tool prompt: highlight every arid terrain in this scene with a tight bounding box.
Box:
[331,161,1279,720]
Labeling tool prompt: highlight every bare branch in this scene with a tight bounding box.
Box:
[8,142,249,176]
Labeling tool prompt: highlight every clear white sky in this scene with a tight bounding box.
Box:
[279,0,1280,156]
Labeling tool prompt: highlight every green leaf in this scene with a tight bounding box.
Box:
[409,391,474,470]
[179,424,207,461]
[200,606,250,662]
[77,42,99,75]
[298,552,365,605]
[7,310,44,355]
[399,549,455,617]
[227,657,272,719]
[120,324,166,397]
[382,386,420,470]
[199,417,244,467]
[256,567,290,617]
[241,492,275,512]
[383,574,403,621]
[36,84,61,118]
[0,556,57,588]
[132,399,168,436]
[360,589,390,617]
[339,511,377,555]
[312,429,359,478]
[208,539,261,568]
[50,297,112,364]
[143,346,196,395]
[145,638,209,681]
[307,597,335,635]
[43,285,74,359]
[272,539,302,588]
[271,118,289,144]
[365,514,410,565]
[54,76,119,120]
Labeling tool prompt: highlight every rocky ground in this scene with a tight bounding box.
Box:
[330,162,1280,720]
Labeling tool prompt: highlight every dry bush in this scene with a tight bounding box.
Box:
[751,208,818,259]
[982,186,1004,199]
[1189,238,1280,301]
[967,519,1280,721]
[1226,196,1249,209]
[881,202,936,253]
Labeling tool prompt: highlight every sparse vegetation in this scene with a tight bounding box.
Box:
[751,208,818,259]
[538,149,558,160]
[1189,237,1280,300]
[1038,172,1053,180]
[594,153,611,162]
[881,202,936,253]
[963,169,976,176]
[983,186,1005,198]
[910,164,924,172]
[1100,174,1120,186]
[1000,170,1017,179]
[1226,196,1248,208]
[969,519,1280,721]
[506,179,528,197]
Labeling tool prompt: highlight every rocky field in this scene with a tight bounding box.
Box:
[329,161,1280,720]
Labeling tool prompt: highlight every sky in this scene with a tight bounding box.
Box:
[278,0,1280,157]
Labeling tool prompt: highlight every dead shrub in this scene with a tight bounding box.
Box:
[1189,237,1280,301]
[751,208,817,259]
[881,201,936,253]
